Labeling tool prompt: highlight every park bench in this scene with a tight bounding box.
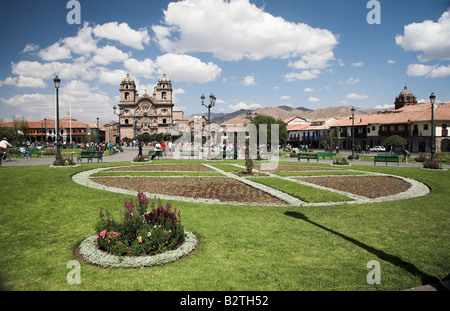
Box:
[77,151,104,163]
[374,153,399,166]
[148,149,163,160]
[222,151,237,159]
[179,150,199,159]
[297,153,319,163]
[26,147,42,158]
[317,152,333,159]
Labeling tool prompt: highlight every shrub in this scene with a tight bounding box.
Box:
[414,154,428,162]
[333,157,349,165]
[435,152,450,164]
[95,193,184,257]
[423,159,442,170]
[53,156,76,166]
[133,155,149,162]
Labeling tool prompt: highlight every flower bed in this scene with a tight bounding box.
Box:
[92,176,288,205]
[78,192,198,268]
[296,175,411,199]
[105,164,214,172]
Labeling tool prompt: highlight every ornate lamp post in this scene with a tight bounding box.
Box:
[201,93,216,158]
[351,106,356,159]
[53,75,62,162]
[113,106,124,145]
[430,92,436,161]
[408,119,412,152]
[44,118,47,144]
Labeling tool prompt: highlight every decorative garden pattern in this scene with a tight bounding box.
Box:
[72,163,430,207]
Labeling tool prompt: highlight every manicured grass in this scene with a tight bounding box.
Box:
[248,177,353,203]
[271,171,369,177]
[0,160,448,292]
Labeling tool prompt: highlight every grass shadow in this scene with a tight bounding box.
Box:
[284,211,440,287]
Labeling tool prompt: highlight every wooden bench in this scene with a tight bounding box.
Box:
[77,151,104,163]
[317,152,333,159]
[297,153,319,163]
[179,150,199,159]
[374,153,399,166]
[148,149,163,159]
[26,147,42,157]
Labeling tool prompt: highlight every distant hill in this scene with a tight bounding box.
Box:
[187,105,381,124]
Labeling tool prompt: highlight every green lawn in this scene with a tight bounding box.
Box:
[0,160,448,291]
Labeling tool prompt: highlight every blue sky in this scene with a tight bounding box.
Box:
[0,0,449,124]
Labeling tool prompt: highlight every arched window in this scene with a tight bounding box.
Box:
[125,119,129,125]
[162,91,167,99]
[162,118,167,124]
[124,92,129,100]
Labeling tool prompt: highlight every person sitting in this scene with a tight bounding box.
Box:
[19,146,30,158]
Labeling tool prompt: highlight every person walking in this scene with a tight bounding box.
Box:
[0,138,12,159]
[138,141,143,157]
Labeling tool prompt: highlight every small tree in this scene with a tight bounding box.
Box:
[385,135,407,151]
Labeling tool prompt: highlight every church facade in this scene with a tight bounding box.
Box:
[114,74,185,141]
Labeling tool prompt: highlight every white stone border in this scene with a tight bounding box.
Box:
[71,164,430,207]
[79,231,198,268]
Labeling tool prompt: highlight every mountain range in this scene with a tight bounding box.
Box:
[188,105,383,124]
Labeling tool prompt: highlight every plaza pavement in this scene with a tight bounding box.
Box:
[1,146,448,291]
[2,147,446,168]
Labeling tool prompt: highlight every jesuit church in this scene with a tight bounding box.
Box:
[115,74,186,140]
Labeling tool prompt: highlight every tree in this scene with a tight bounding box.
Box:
[12,116,29,143]
[251,115,287,146]
[321,128,340,151]
[385,135,407,150]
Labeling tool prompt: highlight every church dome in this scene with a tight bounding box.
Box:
[399,86,412,97]
[122,74,134,84]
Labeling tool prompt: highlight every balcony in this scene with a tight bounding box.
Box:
[378,130,409,137]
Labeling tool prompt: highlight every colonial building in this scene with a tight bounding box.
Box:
[113,74,186,142]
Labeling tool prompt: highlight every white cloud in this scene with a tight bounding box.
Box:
[154,0,337,65]
[284,70,321,81]
[351,62,364,67]
[407,63,450,78]
[97,68,128,85]
[124,58,156,79]
[38,42,72,61]
[22,44,39,53]
[92,45,129,65]
[242,75,256,86]
[155,53,222,83]
[93,22,150,50]
[303,88,314,92]
[347,77,360,84]
[396,10,450,61]
[307,96,320,103]
[62,22,98,56]
[346,93,368,100]
[374,104,394,109]
[288,51,335,70]
[280,95,290,100]
[228,102,261,111]
[388,59,396,64]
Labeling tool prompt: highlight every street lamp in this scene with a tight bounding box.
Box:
[351,106,355,159]
[408,119,412,152]
[44,118,47,144]
[201,93,216,158]
[113,106,124,145]
[53,75,62,162]
[430,92,436,161]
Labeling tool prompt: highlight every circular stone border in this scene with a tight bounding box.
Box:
[72,165,430,207]
[78,231,198,268]
[49,164,81,168]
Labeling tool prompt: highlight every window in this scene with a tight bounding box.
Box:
[124,92,129,100]
[125,119,129,125]
[162,118,167,124]
[424,124,428,130]
[162,92,167,99]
